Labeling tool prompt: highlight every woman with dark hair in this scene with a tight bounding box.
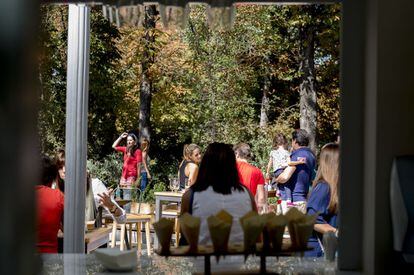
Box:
[36,155,64,253]
[112,132,142,187]
[112,132,142,211]
[48,148,126,226]
[306,143,340,257]
[181,143,256,245]
[52,148,65,192]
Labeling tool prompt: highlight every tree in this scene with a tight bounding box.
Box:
[38,4,341,178]
[298,5,317,152]
[265,4,340,151]
[139,5,158,141]
[38,6,125,159]
[88,9,125,158]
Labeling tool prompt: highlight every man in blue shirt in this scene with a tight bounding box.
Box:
[275,129,316,213]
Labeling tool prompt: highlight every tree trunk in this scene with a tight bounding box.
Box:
[299,12,317,152]
[260,77,270,128]
[139,5,157,141]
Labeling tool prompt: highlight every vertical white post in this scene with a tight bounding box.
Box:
[64,3,90,253]
[115,7,121,27]
[109,6,114,23]
[102,4,107,18]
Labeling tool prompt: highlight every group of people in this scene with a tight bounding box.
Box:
[178,129,339,257]
[35,152,126,253]
[36,128,338,257]
[36,131,152,254]
[112,132,151,190]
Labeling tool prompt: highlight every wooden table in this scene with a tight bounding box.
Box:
[84,226,112,253]
[58,226,112,253]
[154,191,183,249]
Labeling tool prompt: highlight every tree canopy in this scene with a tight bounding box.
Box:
[38,4,340,185]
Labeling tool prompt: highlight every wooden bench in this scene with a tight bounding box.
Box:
[58,226,112,253]
[85,226,112,253]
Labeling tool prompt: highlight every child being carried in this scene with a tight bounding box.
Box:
[265,134,305,186]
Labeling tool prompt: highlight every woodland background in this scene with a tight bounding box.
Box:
[38,4,340,192]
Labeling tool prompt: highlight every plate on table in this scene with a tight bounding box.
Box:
[94,248,137,272]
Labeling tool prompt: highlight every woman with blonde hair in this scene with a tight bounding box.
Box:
[178,144,202,190]
[306,142,339,257]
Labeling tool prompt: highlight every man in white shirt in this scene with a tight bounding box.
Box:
[90,176,126,224]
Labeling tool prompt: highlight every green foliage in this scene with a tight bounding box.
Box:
[39,4,340,183]
[88,9,126,158]
[38,6,68,154]
[141,180,168,204]
[38,6,127,158]
[87,153,123,189]
[153,5,262,148]
[268,197,277,205]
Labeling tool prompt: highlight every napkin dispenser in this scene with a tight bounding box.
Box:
[390,156,414,263]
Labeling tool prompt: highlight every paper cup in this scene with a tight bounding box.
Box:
[207,215,232,253]
[153,218,175,255]
[179,213,201,253]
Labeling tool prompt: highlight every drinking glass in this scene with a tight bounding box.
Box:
[172,178,180,192]
[259,204,269,215]
[169,178,175,192]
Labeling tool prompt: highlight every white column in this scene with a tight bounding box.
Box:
[102,4,107,18]
[64,3,90,253]
[109,5,114,23]
[115,7,121,27]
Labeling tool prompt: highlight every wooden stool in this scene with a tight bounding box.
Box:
[111,213,152,255]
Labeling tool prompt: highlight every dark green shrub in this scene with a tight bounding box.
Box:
[87,153,123,190]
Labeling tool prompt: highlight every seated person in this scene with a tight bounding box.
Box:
[86,171,126,225]
[50,148,126,225]
[305,143,339,257]
[181,143,256,245]
[178,144,202,190]
[51,148,65,191]
[36,156,64,253]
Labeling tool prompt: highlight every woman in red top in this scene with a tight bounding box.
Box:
[112,132,142,211]
[36,156,64,253]
[113,132,143,186]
